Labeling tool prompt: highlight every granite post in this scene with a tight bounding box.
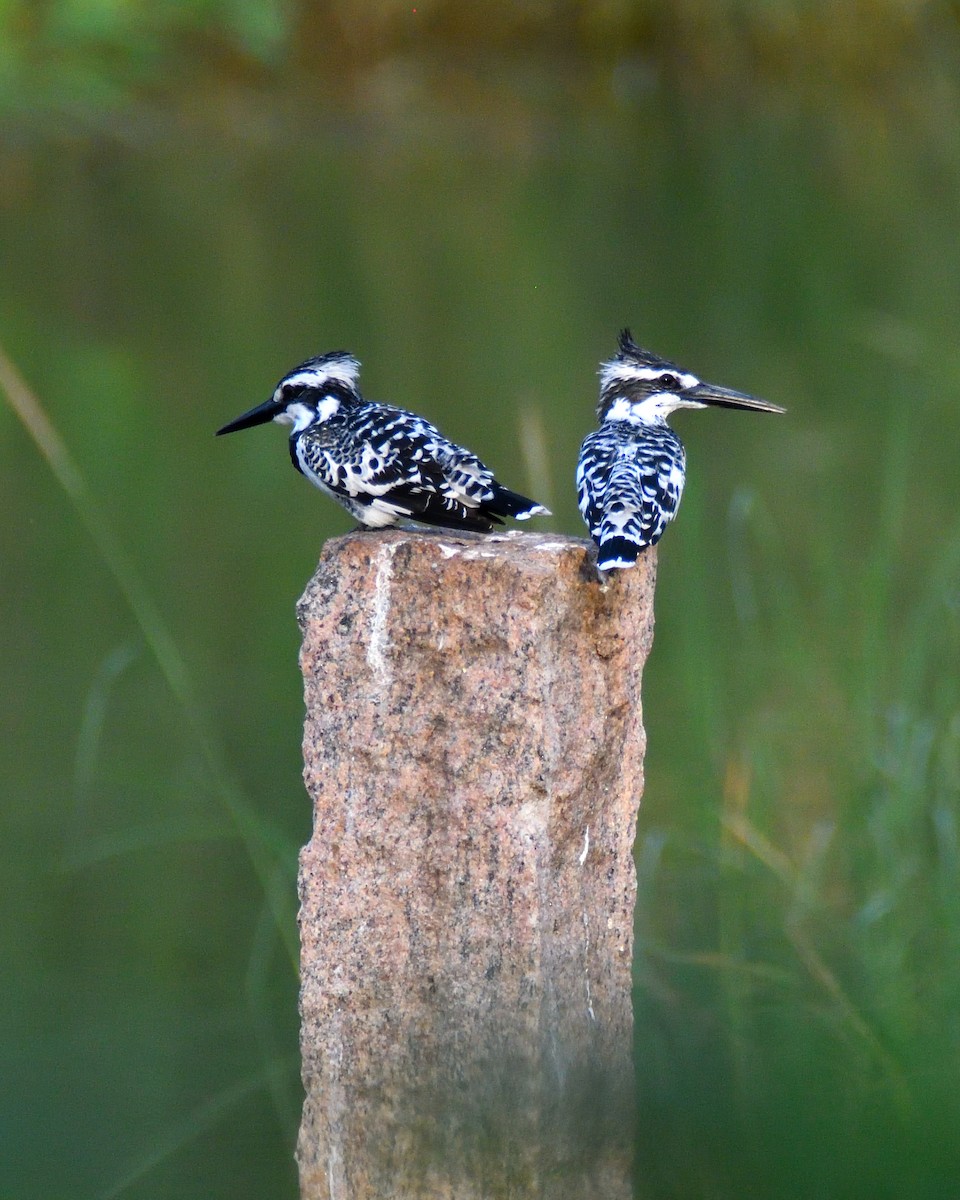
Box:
[296,529,656,1198]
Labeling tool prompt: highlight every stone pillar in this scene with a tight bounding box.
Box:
[296,530,655,1199]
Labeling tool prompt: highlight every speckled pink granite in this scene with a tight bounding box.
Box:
[296,529,655,1199]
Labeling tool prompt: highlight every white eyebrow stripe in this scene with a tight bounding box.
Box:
[600,363,700,390]
[279,364,359,391]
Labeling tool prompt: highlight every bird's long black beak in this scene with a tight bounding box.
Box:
[216,397,283,436]
[687,382,786,414]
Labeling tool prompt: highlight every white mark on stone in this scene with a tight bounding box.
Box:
[582,907,596,1022]
[436,543,460,558]
[367,541,399,686]
[578,825,590,866]
[325,1026,346,1199]
[535,541,570,553]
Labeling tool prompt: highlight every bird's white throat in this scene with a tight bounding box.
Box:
[604,393,705,425]
[277,397,341,431]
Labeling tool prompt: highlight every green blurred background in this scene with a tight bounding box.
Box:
[3,1,960,1196]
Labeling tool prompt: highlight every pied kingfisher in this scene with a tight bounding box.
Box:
[577,330,785,571]
[217,350,549,532]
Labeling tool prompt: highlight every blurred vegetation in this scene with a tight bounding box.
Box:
[4,2,960,1198]
[0,0,951,125]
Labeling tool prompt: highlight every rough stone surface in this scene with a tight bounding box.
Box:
[296,529,656,1199]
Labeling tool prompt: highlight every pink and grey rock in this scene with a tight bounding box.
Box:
[296,529,656,1198]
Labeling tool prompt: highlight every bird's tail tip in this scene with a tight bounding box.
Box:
[489,487,551,521]
[514,502,551,520]
[596,536,642,571]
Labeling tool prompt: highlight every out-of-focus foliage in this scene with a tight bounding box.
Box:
[4,2,960,1197]
[0,0,947,121]
[0,0,292,114]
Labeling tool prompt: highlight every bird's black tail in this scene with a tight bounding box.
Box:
[484,485,551,522]
[596,536,643,571]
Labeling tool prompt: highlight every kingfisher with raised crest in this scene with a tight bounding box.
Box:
[217,350,549,532]
[577,330,785,571]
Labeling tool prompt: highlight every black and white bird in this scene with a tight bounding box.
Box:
[577,330,785,571]
[217,350,549,532]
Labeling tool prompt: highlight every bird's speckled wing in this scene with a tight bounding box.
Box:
[295,402,538,531]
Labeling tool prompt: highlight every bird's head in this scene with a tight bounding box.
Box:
[597,329,785,423]
[216,350,361,437]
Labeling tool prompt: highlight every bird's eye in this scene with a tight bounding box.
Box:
[657,373,680,391]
